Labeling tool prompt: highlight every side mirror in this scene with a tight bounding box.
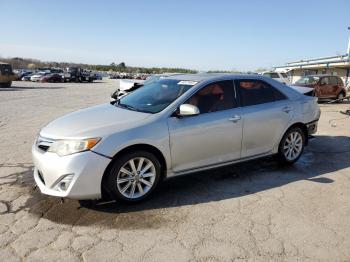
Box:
[178,104,200,117]
[111,90,119,99]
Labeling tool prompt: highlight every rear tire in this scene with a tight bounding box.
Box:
[1,81,12,88]
[104,151,162,202]
[336,92,345,103]
[278,127,305,165]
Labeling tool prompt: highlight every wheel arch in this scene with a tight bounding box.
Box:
[100,143,167,199]
[284,122,309,145]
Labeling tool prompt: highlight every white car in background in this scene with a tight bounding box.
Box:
[261,71,291,85]
[30,71,49,82]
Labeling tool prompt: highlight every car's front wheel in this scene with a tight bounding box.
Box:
[278,127,305,164]
[105,151,161,202]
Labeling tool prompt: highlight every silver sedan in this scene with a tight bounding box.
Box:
[32,74,320,202]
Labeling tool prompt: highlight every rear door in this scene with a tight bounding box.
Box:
[318,77,331,98]
[329,76,340,98]
[235,79,292,158]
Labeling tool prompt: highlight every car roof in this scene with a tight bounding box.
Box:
[166,73,265,82]
[0,62,10,65]
[304,74,338,78]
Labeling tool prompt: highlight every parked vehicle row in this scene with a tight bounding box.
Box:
[109,72,149,80]
[13,67,103,83]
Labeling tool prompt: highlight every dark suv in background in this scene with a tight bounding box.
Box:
[293,75,347,100]
[0,62,16,87]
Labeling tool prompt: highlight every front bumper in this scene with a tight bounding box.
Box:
[32,146,111,199]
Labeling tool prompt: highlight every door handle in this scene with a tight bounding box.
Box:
[282,106,292,113]
[229,115,241,122]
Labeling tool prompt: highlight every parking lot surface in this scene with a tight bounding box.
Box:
[0,80,350,261]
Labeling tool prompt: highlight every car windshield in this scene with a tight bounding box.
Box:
[143,75,160,85]
[295,76,319,85]
[116,79,196,113]
[0,64,12,74]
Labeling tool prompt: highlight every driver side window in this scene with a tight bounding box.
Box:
[320,77,329,85]
[187,80,236,114]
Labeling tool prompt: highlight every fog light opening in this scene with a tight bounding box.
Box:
[55,174,74,192]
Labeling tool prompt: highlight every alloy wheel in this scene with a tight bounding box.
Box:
[283,131,303,161]
[116,157,156,199]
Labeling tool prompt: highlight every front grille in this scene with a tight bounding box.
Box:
[36,136,54,152]
[37,170,45,185]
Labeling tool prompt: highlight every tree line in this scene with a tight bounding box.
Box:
[0,57,198,74]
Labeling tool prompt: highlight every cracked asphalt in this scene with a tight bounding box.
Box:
[0,80,350,261]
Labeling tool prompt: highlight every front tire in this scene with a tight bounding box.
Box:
[105,151,162,202]
[278,127,305,165]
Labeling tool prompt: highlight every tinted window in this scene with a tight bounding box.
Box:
[270,73,279,79]
[329,77,338,85]
[0,64,12,74]
[187,80,236,114]
[281,73,288,78]
[296,76,319,84]
[235,80,286,107]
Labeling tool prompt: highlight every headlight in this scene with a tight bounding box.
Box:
[48,137,101,156]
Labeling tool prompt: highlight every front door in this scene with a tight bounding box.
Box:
[168,80,242,173]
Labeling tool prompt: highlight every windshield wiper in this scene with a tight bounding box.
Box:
[117,102,139,112]
[115,100,154,114]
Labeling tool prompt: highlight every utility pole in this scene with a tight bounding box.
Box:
[347,27,350,58]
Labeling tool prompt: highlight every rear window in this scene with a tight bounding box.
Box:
[270,73,279,79]
[0,64,13,74]
[263,73,279,79]
[337,78,343,86]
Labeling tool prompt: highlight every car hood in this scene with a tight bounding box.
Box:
[288,85,314,94]
[40,103,152,139]
[290,83,314,88]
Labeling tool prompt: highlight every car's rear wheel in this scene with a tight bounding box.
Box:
[278,127,305,164]
[105,151,161,202]
[1,81,12,88]
[336,92,345,102]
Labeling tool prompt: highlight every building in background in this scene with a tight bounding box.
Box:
[274,33,350,87]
